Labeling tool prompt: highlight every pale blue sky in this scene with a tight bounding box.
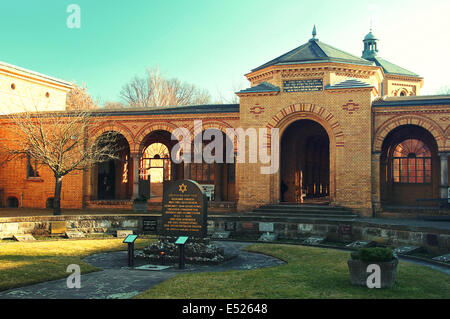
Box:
[1,0,449,105]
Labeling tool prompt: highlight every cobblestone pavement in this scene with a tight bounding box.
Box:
[0,241,285,299]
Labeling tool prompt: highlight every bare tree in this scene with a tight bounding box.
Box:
[103,101,126,109]
[0,101,120,215]
[66,84,98,110]
[120,67,212,107]
[436,85,450,95]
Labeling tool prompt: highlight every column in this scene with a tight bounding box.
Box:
[184,162,191,179]
[439,152,449,201]
[131,153,140,199]
[215,163,223,202]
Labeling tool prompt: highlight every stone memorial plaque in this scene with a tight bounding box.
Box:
[259,222,274,232]
[117,230,134,238]
[346,240,376,249]
[143,219,157,232]
[258,232,278,242]
[51,221,66,234]
[338,225,352,235]
[13,234,36,242]
[283,79,323,92]
[160,179,207,238]
[393,246,421,255]
[432,254,450,263]
[211,231,231,239]
[302,236,325,245]
[65,230,85,239]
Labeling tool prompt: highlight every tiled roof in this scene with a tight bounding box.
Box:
[372,95,450,107]
[370,57,420,77]
[252,38,374,72]
[91,104,240,117]
[237,82,280,94]
[325,79,373,90]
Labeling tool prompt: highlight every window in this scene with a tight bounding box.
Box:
[140,143,171,182]
[392,139,431,184]
[27,155,39,178]
[190,162,214,183]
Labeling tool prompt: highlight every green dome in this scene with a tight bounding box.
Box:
[364,31,377,41]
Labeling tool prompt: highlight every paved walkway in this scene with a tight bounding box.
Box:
[0,241,284,299]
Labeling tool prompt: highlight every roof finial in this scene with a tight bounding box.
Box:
[312,25,317,39]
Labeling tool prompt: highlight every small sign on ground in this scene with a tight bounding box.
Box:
[13,234,36,242]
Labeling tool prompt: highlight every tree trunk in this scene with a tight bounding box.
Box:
[53,175,63,215]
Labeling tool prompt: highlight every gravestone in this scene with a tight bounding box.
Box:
[160,179,207,238]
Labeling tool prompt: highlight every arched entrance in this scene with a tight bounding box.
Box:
[280,119,330,203]
[94,132,131,200]
[380,125,439,206]
[139,130,183,201]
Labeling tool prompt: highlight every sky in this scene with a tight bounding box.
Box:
[1,0,449,106]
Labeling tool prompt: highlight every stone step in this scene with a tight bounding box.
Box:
[253,208,355,215]
[252,204,358,219]
[251,212,358,219]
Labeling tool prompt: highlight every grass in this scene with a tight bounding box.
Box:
[134,244,450,299]
[0,238,153,291]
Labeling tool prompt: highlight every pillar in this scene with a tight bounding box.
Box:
[215,163,223,202]
[131,153,140,199]
[439,152,449,201]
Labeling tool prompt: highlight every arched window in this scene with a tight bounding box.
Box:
[140,143,171,183]
[392,139,431,184]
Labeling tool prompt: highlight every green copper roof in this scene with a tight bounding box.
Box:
[370,56,419,77]
[364,31,377,41]
[252,38,374,72]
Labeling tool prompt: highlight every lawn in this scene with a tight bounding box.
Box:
[0,238,152,291]
[135,244,450,299]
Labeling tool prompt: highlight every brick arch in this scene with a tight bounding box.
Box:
[374,115,445,152]
[444,125,450,151]
[189,120,235,141]
[89,121,135,149]
[264,103,343,205]
[266,103,344,148]
[134,122,181,153]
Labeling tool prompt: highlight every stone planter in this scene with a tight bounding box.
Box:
[133,200,148,212]
[347,258,398,288]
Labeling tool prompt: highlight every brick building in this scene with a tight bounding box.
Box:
[0,28,448,217]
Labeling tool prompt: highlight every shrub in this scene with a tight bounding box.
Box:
[351,247,395,262]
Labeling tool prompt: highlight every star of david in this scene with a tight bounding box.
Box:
[179,183,188,193]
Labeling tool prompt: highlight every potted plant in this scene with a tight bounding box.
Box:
[347,247,398,288]
[133,194,148,212]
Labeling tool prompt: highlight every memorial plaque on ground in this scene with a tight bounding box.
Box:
[13,234,36,242]
[117,230,134,238]
[160,179,207,238]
